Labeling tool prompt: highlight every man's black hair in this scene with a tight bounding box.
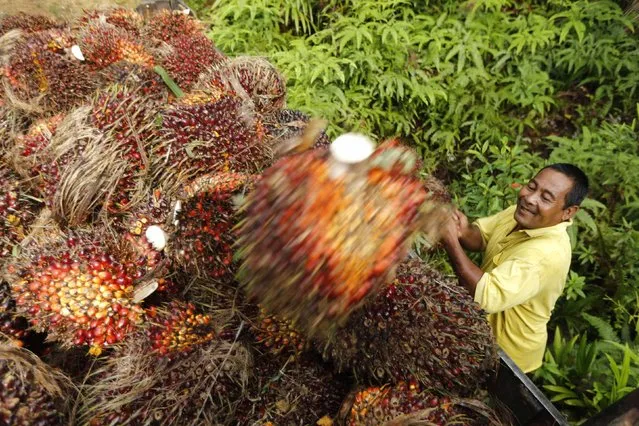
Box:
[542,163,589,208]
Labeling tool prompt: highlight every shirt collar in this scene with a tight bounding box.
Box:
[520,219,573,237]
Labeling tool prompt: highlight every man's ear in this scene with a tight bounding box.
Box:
[562,205,579,221]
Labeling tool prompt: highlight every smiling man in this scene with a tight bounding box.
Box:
[441,163,589,373]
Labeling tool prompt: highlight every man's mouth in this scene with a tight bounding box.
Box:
[517,202,535,216]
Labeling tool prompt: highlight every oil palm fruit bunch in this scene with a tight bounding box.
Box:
[342,381,504,426]
[0,281,29,345]
[50,83,163,225]
[323,257,498,396]
[77,8,144,36]
[157,94,269,187]
[172,172,254,279]
[77,22,154,71]
[236,134,448,337]
[237,352,350,425]
[3,215,145,355]
[250,306,307,358]
[1,28,97,114]
[199,56,287,114]
[80,302,251,425]
[0,13,63,35]
[0,165,41,262]
[264,109,331,150]
[143,9,203,43]
[0,343,72,425]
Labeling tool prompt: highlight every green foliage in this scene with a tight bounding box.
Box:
[189,0,639,421]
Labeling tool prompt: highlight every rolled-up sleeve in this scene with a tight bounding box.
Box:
[474,255,542,314]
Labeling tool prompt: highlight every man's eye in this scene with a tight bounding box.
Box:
[527,183,535,189]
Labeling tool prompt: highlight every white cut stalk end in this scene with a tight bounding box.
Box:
[71,45,85,61]
[145,225,167,251]
[330,133,374,164]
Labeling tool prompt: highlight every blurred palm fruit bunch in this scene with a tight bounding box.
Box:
[0,13,64,35]
[324,257,498,396]
[236,136,449,336]
[0,343,72,426]
[157,93,270,187]
[342,381,503,426]
[237,352,350,425]
[146,11,225,90]
[172,172,254,279]
[80,301,251,426]
[1,26,98,114]
[199,56,287,115]
[3,216,145,355]
[250,306,307,358]
[264,108,331,150]
[0,165,41,261]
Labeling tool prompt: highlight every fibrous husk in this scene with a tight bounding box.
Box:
[340,381,506,426]
[0,164,42,263]
[155,94,271,190]
[0,95,31,152]
[49,84,163,225]
[171,172,255,279]
[2,28,99,114]
[264,108,331,151]
[198,56,286,114]
[322,258,498,396]
[0,13,64,36]
[79,301,252,425]
[236,351,351,425]
[2,212,146,355]
[77,22,154,70]
[236,144,449,337]
[0,343,73,426]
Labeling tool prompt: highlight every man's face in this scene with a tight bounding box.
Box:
[514,168,578,229]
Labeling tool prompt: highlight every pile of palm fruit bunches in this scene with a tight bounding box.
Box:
[0,7,510,426]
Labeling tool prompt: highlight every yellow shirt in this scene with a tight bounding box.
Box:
[474,205,572,373]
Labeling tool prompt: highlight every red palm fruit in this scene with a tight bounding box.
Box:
[159,32,225,89]
[78,23,154,70]
[343,381,504,425]
[79,316,251,425]
[236,143,448,337]
[251,306,307,358]
[264,109,331,150]
[323,258,498,396]
[156,95,270,188]
[0,344,73,426]
[0,13,63,35]
[198,56,286,114]
[236,352,350,425]
[145,301,216,357]
[143,10,203,44]
[4,218,146,355]
[2,29,98,113]
[171,172,255,279]
[78,8,144,35]
[0,166,42,261]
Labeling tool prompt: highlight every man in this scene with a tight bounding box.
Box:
[441,163,589,373]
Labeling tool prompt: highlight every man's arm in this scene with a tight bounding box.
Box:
[440,217,484,295]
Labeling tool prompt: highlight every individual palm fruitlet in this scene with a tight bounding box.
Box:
[324,258,498,396]
[0,165,41,261]
[0,343,72,426]
[342,381,504,426]
[251,306,307,358]
[236,142,448,336]
[3,217,145,355]
[172,172,254,279]
[237,352,350,425]
[80,302,251,426]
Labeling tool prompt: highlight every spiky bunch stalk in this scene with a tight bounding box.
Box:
[157,95,270,188]
[251,306,307,358]
[237,352,350,425]
[236,144,448,337]
[0,343,72,425]
[3,215,145,355]
[77,23,154,70]
[0,166,41,262]
[0,13,63,35]
[80,302,251,426]
[264,109,331,150]
[198,56,287,114]
[323,258,498,395]
[172,172,254,279]
[2,29,98,114]
[343,381,504,426]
